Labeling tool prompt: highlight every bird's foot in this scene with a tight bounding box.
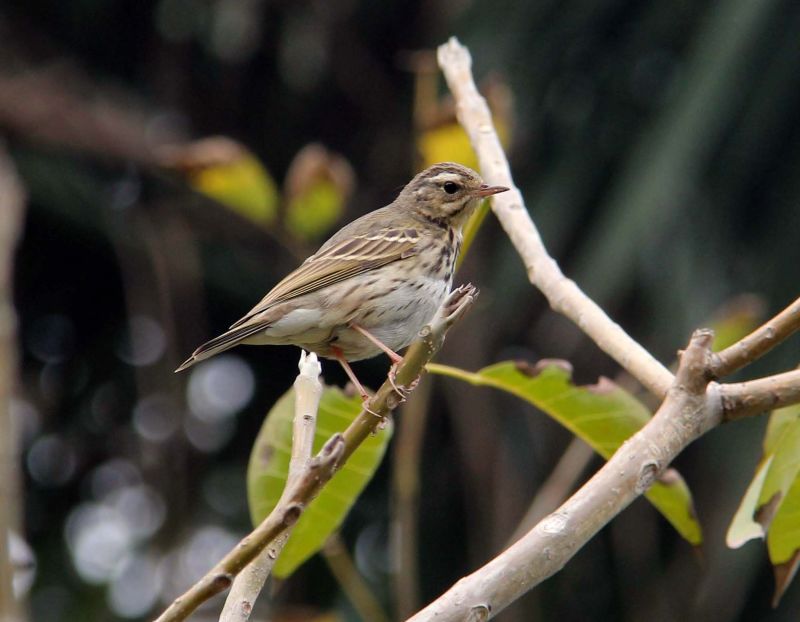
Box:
[388,362,419,401]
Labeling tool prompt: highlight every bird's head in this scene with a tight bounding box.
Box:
[400,162,508,228]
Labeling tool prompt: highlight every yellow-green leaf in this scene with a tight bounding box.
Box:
[190,153,279,225]
[285,180,345,240]
[247,385,392,577]
[417,117,511,172]
[159,136,279,226]
[727,404,800,555]
[756,413,800,530]
[727,402,800,605]
[708,294,765,352]
[768,474,800,605]
[284,144,355,242]
[426,360,702,545]
[727,456,773,548]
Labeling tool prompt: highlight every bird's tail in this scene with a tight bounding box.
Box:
[175,323,265,372]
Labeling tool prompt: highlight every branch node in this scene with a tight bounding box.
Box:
[675,329,714,395]
[636,461,660,494]
[317,433,345,466]
[212,573,233,590]
[282,503,303,527]
[467,604,491,622]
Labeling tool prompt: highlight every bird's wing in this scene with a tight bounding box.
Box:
[229,227,420,329]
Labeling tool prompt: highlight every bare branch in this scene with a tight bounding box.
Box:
[720,368,800,421]
[407,330,719,622]
[506,438,594,546]
[219,352,323,622]
[0,143,27,622]
[436,37,674,399]
[154,285,479,622]
[711,296,800,378]
[323,534,391,622]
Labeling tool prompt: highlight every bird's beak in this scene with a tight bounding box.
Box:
[474,184,509,198]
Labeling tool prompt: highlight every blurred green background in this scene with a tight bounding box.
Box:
[3,0,800,620]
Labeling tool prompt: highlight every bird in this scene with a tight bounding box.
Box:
[175,162,508,398]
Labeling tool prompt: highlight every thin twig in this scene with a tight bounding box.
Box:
[391,379,434,618]
[506,437,594,546]
[219,352,323,622]
[154,284,479,622]
[436,37,674,399]
[0,143,27,622]
[408,330,719,622]
[711,295,800,378]
[719,368,800,421]
[323,533,391,622]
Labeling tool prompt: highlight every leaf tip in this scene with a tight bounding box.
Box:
[514,358,572,378]
[773,549,800,607]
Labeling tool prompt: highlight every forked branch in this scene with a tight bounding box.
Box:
[405,37,800,622]
[408,330,720,621]
[437,37,674,399]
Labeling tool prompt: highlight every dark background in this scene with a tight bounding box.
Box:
[3,0,800,620]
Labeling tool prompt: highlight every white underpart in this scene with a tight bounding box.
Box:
[265,308,325,337]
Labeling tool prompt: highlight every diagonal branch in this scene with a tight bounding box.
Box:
[219,351,324,622]
[410,38,800,622]
[153,284,479,622]
[719,368,800,421]
[437,37,674,399]
[0,143,27,622]
[408,330,719,622]
[711,295,800,378]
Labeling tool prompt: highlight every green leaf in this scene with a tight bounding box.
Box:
[707,294,765,352]
[755,412,800,530]
[728,404,800,550]
[286,179,345,240]
[191,153,279,226]
[426,360,702,545]
[767,473,800,606]
[247,385,392,578]
[726,456,772,548]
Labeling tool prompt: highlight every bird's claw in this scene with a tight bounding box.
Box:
[387,363,407,400]
[361,399,382,418]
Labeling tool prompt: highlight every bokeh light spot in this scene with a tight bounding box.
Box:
[116,315,166,366]
[26,434,77,487]
[187,354,254,422]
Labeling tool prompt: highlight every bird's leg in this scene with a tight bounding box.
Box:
[349,324,409,398]
[349,324,404,363]
[331,347,369,401]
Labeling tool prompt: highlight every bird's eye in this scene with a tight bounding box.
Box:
[443,181,460,194]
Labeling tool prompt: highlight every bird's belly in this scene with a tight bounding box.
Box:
[328,274,451,361]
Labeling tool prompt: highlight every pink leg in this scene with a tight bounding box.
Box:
[348,324,410,397]
[332,347,369,401]
[350,324,403,364]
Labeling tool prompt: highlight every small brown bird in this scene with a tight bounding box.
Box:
[176,162,508,397]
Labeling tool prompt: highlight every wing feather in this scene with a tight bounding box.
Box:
[229,228,419,329]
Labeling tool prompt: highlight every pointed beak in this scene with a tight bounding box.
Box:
[474,184,509,198]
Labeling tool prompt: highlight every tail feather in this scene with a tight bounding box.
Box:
[175,323,265,372]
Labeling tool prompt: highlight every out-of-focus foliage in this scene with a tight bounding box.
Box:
[160,136,280,226]
[284,144,355,241]
[708,294,767,352]
[247,385,391,578]
[427,361,702,544]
